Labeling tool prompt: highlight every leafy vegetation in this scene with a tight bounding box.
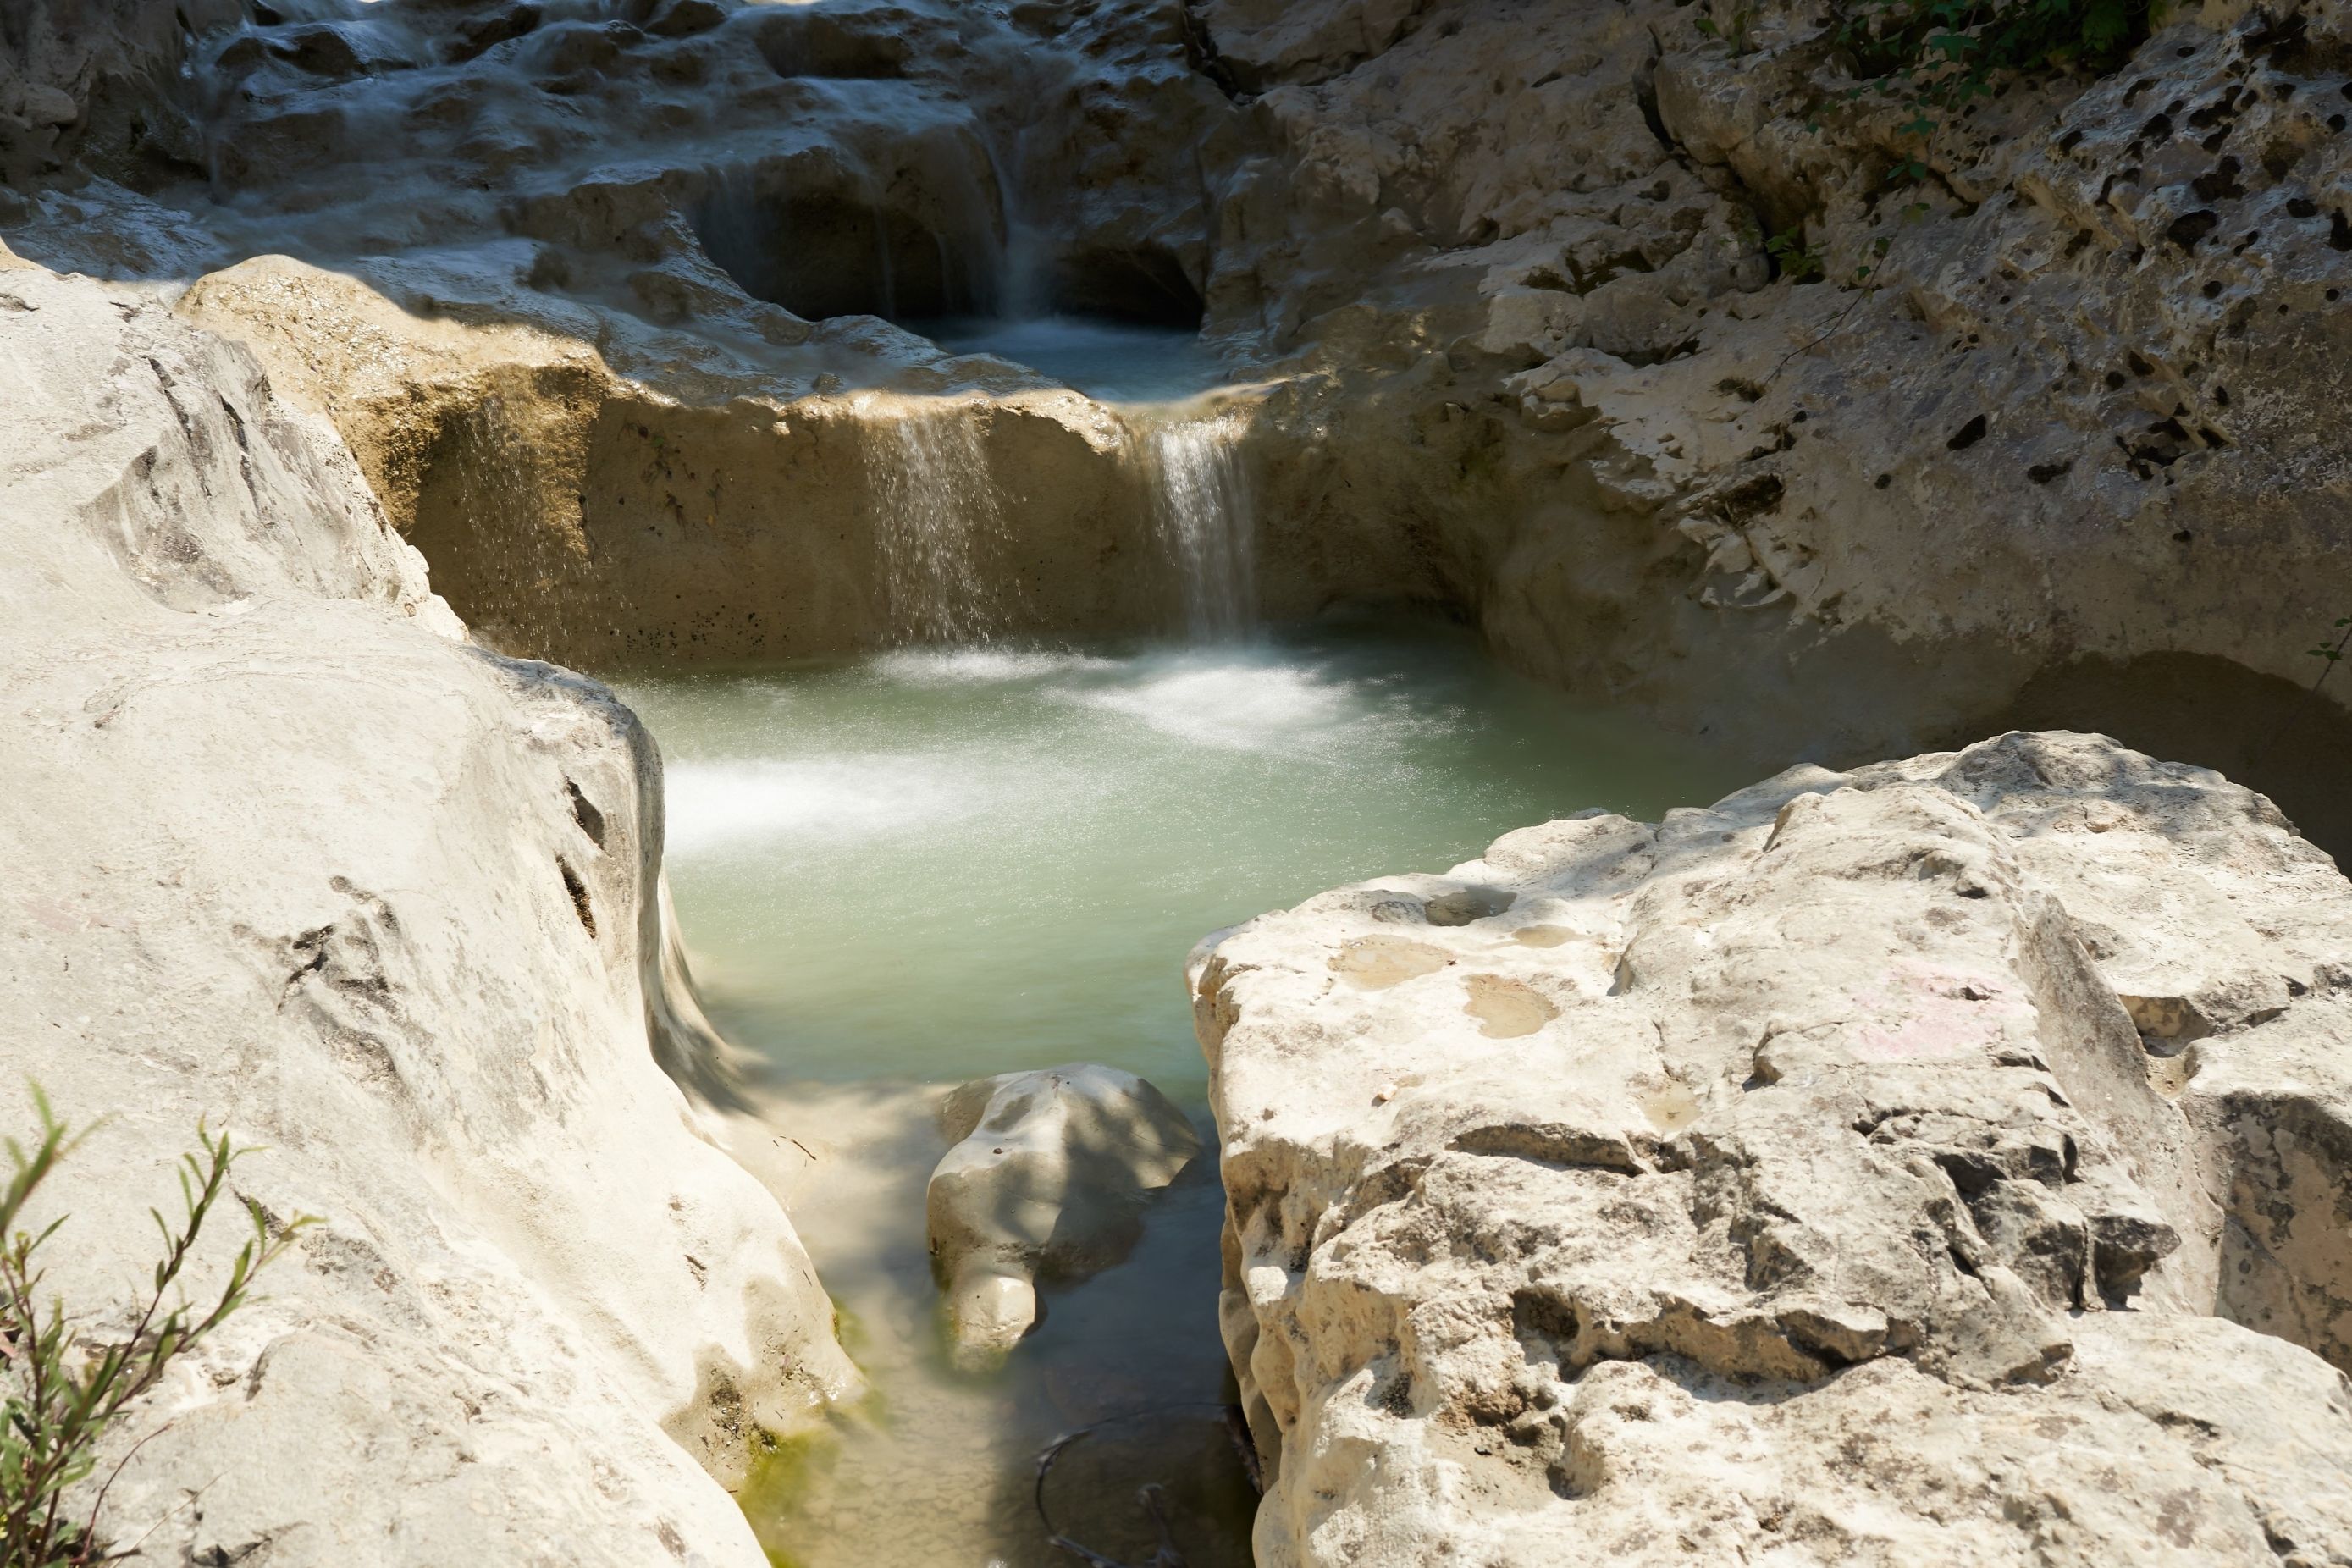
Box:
[1695,3,1759,53]
[1765,224,1828,283]
[1,1090,309,1566]
[1825,0,2164,191]
[2310,616,2352,694]
[1830,0,2161,108]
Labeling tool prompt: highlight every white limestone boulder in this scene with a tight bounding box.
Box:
[1194,731,2352,1565]
[926,1064,1201,1369]
[0,247,859,1568]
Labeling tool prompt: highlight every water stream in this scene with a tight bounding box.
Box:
[864,401,1013,645]
[1141,412,1256,641]
[614,619,1745,1567]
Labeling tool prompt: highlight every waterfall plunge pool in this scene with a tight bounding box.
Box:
[615,616,1747,1567]
[914,317,1228,405]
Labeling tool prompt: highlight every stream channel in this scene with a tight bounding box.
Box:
[615,616,1745,1567]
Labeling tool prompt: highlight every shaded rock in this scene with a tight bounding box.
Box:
[927,1064,1201,1369]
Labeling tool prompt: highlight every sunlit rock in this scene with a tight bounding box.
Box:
[1195,730,2352,1565]
[0,247,859,1568]
[927,1064,1201,1369]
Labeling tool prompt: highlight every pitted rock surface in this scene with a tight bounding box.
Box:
[1193,730,2352,1565]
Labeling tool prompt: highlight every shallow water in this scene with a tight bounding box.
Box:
[616,618,1744,1567]
[915,317,1227,404]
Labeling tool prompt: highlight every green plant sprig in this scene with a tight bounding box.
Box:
[0,1089,313,1566]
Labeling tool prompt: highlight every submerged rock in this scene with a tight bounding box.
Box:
[1195,731,2352,1565]
[928,1064,1201,1369]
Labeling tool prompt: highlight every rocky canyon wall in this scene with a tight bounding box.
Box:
[9,0,2344,835]
[1195,0,2352,823]
[7,3,2352,1560]
[0,246,857,1566]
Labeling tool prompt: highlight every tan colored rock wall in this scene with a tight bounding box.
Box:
[1202,0,2352,765]
[0,247,857,1567]
[1192,730,2352,1565]
[178,256,1211,664]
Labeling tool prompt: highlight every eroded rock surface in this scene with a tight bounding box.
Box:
[1193,0,2352,803]
[12,0,2349,817]
[0,247,858,1566]
[928,1064,1201,1368]
[1193,730,2352,1565]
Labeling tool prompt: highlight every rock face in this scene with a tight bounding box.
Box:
[0,247,857,1565]
[928,1064,1201,1368]
[0,0,237,186]
[170,256,1208,666]
[14,0,2350,836]
[4,0,1250,663]
[1192,731,2352,1565]
[1189,0,2352,828]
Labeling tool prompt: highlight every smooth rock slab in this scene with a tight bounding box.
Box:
[0,249,858,1568]
[927,1063,1201,1368]
[1193,731,2352,1566]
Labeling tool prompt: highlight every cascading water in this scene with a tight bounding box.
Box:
[862,400,1009,645]
[1142,410,1257,641]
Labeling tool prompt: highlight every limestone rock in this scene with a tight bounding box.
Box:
[1192,730,2352,1565]
[927,1064,1201,1368]
[1185,0,2352,825]
[10,0,2352,831]
[0,249,859,1567]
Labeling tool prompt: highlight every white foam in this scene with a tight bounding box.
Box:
[870,646,1113,685]
[1067,655,1361,753]
[665,755,977,855]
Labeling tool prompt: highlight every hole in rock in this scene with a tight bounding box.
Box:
[753,5,913,78]
[1977,650,2352,866]
[558,856,596,937]
[566,778,606,848]
[1044,242,1206,330]
[696,187,998,321]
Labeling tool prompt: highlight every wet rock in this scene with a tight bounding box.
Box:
[927,1064,1201,1370]
[1195,731,2352,1564]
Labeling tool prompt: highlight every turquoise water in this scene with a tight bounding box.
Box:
[916,317,1228,403]
[626,618,1740,1102]
[615,616,1743,1567]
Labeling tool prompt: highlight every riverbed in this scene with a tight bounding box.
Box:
[616,616,1740,1567]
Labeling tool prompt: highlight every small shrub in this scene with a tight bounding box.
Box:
[0,1090,310,1566]
[1833,0,2162,103]
[1766,224,1829,282]
[1821,0,2164,197]
[1697,2,1761,54]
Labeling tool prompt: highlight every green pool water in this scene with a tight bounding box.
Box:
[614,615,1745,1567]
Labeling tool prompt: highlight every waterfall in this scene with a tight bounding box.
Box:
[864,403,1006,644]
[1145,411,1256,641]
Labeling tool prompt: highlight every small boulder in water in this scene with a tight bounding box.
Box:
[926,1064,1201,1370]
